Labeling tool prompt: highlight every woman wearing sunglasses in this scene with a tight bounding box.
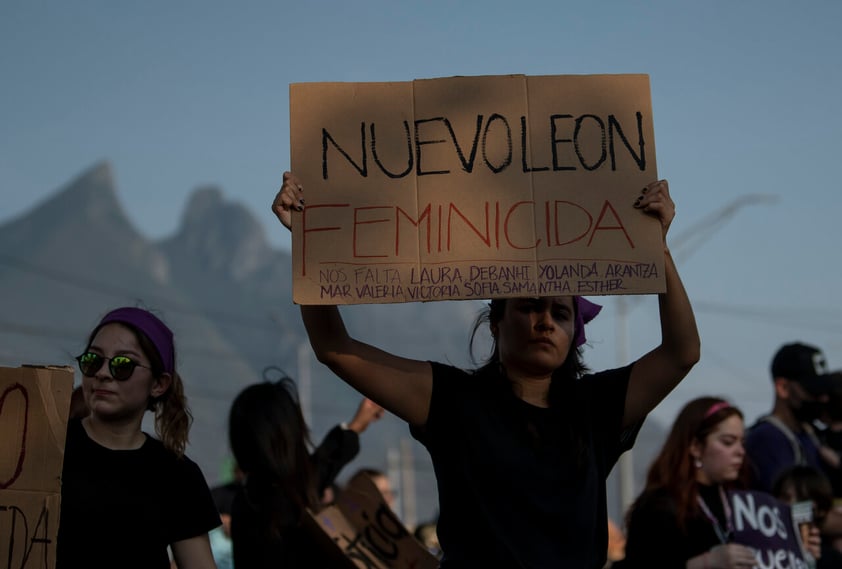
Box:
[57,307,220,569]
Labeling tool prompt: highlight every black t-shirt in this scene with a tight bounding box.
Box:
[618,484,727,569]
[57,418,221,569]
[411,362,639,569]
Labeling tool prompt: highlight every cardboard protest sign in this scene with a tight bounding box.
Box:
[306,474,437,569]
[290,74,663,305]
[0,365,73,569]
[729,490,810,568]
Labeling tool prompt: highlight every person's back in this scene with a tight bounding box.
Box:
[230,484,329,569]
[228,380,383,569]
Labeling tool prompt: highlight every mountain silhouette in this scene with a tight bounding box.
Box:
[0,161,488,523]
[163,185,279,281]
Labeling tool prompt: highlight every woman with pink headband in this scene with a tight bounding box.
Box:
[618,397,755,569]
[272,174,700,568]
[57,307,220,569]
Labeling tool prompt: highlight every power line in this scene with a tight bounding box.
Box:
[620,194,778,314]
[669,194,779,259]
[692,300,842,335]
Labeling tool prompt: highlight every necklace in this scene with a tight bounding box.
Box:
[697,486,733,544]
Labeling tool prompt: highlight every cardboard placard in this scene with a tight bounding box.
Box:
[306,475,437,569]
[291,74,663,305]
[0,365,73,569]
[729,490,809,567]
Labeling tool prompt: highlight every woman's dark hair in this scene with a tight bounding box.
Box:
[469,298,588,379]
[629,397,748,533]
[772,465,833,526]
[228,378,319,538]
[469,298,590,470]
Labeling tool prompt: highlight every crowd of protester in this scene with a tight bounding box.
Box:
[610,341,842,569]
[40,169,841,568]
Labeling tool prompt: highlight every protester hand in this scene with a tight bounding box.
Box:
[271,171,305,230]
[633,179,674,242]
[346,398,385,434]
[707,543,756,568]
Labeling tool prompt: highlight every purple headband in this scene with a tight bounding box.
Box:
[97,307,175,375]
[573,297,602,348]
[490,296,602,348]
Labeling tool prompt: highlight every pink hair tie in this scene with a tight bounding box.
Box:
[703,401,731,419]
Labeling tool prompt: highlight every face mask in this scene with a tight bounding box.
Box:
[792,399,825,423]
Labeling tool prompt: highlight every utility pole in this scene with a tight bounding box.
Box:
[387,446,402,519]
[400,437,418,529]
[616,297,635,516]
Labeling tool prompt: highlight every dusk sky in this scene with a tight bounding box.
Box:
[2,0,841,428]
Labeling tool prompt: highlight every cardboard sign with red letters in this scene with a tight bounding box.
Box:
[290,74,663,304]
[0,365,73,569]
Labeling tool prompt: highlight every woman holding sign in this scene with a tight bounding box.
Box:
[618,397,757,569]
[272,173,700,568]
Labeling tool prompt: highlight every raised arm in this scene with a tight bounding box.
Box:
[272,172,433,426]
[300,306,432,425]
[623,180,701,429]
[345,398,385,434]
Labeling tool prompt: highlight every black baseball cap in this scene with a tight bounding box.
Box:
[771,342,830,395]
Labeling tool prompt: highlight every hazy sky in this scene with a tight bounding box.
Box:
[2,0,841,427]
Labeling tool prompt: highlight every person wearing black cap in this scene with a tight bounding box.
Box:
[744,342,832,494]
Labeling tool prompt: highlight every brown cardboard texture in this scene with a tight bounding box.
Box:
[290,74,663,305]
[306,474,437,569]
[1,365,73,569]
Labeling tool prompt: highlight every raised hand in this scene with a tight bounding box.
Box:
[271,171,305,230]
[633,179,674,241]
